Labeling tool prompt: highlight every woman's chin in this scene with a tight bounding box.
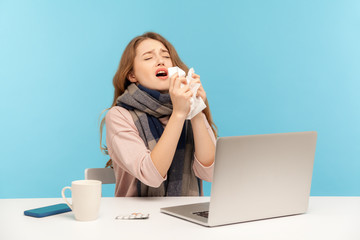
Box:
[156,80,170,93]
[145,84,169,93]
[157,84,169,93]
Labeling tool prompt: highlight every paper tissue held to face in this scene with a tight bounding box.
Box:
[168,67,207,120]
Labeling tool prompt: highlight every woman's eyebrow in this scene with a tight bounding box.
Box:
[142,48,169,56]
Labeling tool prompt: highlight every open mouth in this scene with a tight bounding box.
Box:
[155,68,168,79]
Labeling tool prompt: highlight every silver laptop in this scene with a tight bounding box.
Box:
[161,131,317,227]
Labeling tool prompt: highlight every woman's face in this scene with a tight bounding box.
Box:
[128,39,173,92]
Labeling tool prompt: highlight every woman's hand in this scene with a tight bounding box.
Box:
[169,73,193,119]
[191,73,207,102]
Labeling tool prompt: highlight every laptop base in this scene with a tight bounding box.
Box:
[161,202,210,227]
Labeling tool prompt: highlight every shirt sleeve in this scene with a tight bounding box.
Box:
[105,107,166,188]
[192,113,216,182]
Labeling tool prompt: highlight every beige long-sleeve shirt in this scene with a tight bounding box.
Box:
[105,106,216,197]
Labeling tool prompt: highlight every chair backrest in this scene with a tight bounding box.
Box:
[84,168,116,184]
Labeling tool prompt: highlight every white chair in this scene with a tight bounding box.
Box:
[84,168,116,184]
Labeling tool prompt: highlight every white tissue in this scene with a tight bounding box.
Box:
[168,67,186,78]
[168,66,207,120]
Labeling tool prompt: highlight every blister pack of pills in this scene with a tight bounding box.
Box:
[115,213,150,220]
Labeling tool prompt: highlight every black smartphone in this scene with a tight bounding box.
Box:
[24,203,72,218]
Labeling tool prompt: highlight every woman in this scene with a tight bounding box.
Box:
[99,32,217,197]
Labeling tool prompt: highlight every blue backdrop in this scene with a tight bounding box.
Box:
[1,0,359,198]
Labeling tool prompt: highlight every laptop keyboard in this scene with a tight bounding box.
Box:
[192,211,209,218]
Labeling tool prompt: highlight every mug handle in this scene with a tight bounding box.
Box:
[61,186,73,210]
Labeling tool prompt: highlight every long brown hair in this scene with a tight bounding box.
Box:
[99,32,218,167]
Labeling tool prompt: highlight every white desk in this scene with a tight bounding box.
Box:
[1,197,359,240]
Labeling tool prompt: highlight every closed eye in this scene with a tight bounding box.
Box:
[145,56,169,60]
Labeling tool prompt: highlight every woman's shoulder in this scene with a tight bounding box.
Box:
[106,106,131,119]
[105,106,136,132]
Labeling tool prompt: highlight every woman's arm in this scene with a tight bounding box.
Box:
[105,107,166,188]
[150,114,186,178]
[190,73,215,167]
[191,113,215,167]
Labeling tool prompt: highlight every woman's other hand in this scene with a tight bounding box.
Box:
[191,73,207,102]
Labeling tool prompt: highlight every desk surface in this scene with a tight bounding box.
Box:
[1,197,359,240]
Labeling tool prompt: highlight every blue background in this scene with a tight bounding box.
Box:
[1,0,359,198]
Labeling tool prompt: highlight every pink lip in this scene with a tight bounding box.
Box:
[157,76,168,80]
[155,67,168,80]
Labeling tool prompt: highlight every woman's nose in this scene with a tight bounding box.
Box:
[155,56,165,66]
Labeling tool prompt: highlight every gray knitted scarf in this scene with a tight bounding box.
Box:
[116,83,201,197]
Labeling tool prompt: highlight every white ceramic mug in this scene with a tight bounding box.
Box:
[61,180,102,221]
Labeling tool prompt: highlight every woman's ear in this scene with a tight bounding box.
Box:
[128,71,137,83]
